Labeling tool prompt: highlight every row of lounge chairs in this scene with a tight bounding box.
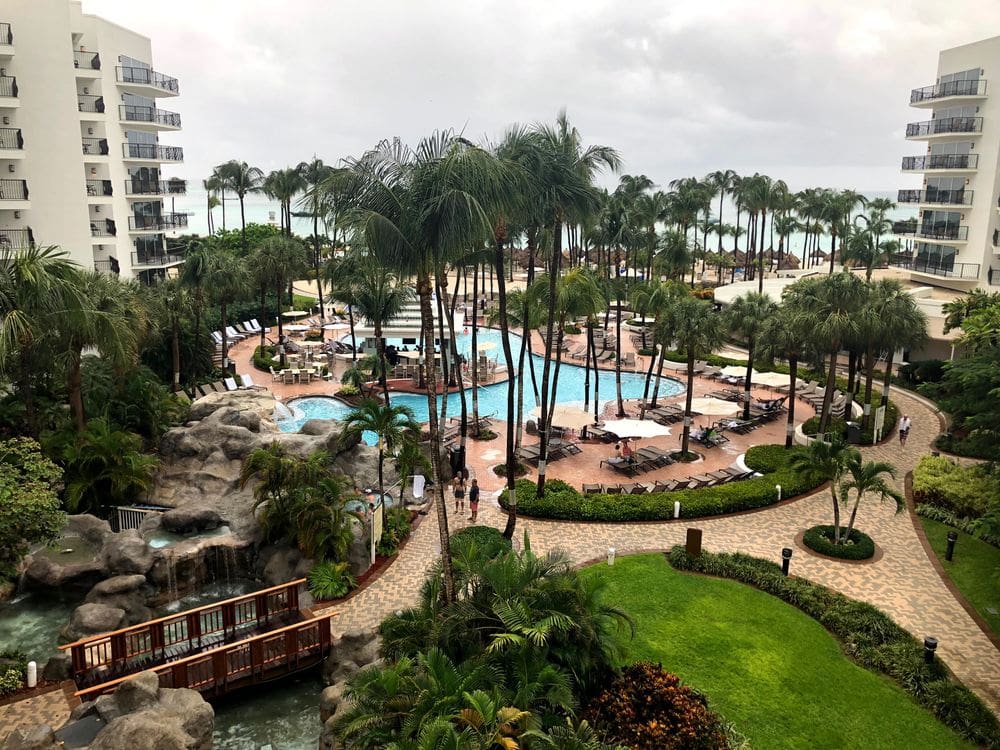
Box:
[799,385,848,417]
[582,466,757,495]
[188,374,261,400]
[600,445,675,476]
[211,319,270,346]
[517,437,582,464]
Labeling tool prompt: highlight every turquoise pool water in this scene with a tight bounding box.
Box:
[277,330,683,427]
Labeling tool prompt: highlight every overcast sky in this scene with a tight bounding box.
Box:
[85,0,1000,193]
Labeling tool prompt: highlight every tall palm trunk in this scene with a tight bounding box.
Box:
[171,313,181,392]
[757,208,767,292]
[258,285,268,351]
[515,326,529,455]
[785,355,798,448]
[68,347,85,432]
[220,302,230,370]
[221,186,227,231]
[818,348,839,435]
[681,349,696,456]
[417,268,455,603]
[375,320,389,403]
[642,340,657,402]
[590,322,601,423]
[435,280,460,448]
[650,348,667,407]
[861,348,877,430]
[843,351,858,434]
[493,237,519,539]
[313,211,325,321]
[347,305,357,363]
[742,337,755,420]
[239,195,247,253]
[614,288,625,417]
[583,321,592,408]
[831,484,842,544]
[535,218,562,498]
[828,228,837,275]
[470,263,480,437]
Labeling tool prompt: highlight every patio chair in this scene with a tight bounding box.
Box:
[650,480,679,493]
[582,483,601,494]
[602,484,623,494]
[193,384,210,398]
[210,331,223,345]
[628,482,647,495]
[239,374,259,389]
[622,352,636,368]
[269,366,281,382]
[223,377,239,392]
[282,370,295,385]
[597,351,614,363]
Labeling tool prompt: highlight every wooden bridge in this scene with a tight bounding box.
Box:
[60,579,336,699]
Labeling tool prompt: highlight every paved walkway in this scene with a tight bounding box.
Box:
[316,385,1000,713]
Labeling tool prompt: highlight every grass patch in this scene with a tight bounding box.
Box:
[920,517,1000,639]
[581,554,976,750]
[802,525,876,560]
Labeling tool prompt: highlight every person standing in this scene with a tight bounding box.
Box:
[453,474,466,513]
[468,478,480,522]
[899,415,912,446]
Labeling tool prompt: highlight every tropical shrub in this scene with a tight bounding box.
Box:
[499,446,817,522]
[492,461,528,478]
[308,561,357,601]
[376,506,412,557]
[81,357,186,443]
[915,504,1000,547]
[563,324,582,335]
[913,455,1000,519]
[0,439,64,581]
[801,399,899,445]
[450,525,512,559]
[898,359,946,387]
[921,345,1000,461]
[665,547,1000,746]
[0,649,27,697]
[252,344,282,373]
[584,662,729,750]
[802,525,875,560]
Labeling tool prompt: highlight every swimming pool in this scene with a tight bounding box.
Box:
[277,329,683,427]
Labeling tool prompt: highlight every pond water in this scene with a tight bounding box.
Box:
[145,525,234,550]
[212,674,324,749]
[29,535,101,566]
[0,591,77,664]
[277,329,683,430]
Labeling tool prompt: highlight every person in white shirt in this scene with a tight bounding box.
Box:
[899,415,912,446]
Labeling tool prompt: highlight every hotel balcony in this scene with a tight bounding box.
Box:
[893,221,968,243]
[0,178,29,206]
[124,178,187,196]
[0,227,33,250]
[82,137,109,156]
[122,143,184,162]
[85,179,113,197]
[906,116,983,139]
[119,105,181,130]
[94,258,120,275]
[888,254,980,280]
[78,95,105,115]
[0,23,13,57]
[90,218,116,237]
[901,154,979,172]
[896,189,972,206]
[0,127,23,158]
[910,79,988,106]
[73,51,101,75]
[116,66,179,97]
[128,213,188,232]
[131,251,184,268]
[0,75,18,106]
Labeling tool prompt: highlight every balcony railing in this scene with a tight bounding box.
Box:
[122,143,184,161]
[119,105,181,128]
[90,219,116,237]
[0,227,33,250]
[116,66,178,94]
[125,179,187,195]
[94,258,120,274]
[0,76,17,98]
[78,95,105,113]
[0,23,12,45]
[906,117,983,137]
[73,51,101,70]
[128,213,188,231]
[897,189,972,206]
[994,229,999,248]
[910,79,987,103]
[0,179,28,200]
[131,251,184,267]
[901,154,979,171]
[888,254,980,279]
[0,128,23,150]
[82,137,109,156]
[904,224,969,241]
[85,179,113,197]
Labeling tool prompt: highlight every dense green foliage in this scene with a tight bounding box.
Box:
[252,344,282,373]
[0,438,64,580]
[375,506,412,558]
[664,548,1000,747]
[920,517,1000,638]
[584,662,729,749]
[0,649,27,697]
[916,503,1000,547]
[498,445,817,522]
[913,455,1000,520]
[450,525,513,559]
[801,399,898,445]
[307,560,357,601]
[802,525,875,560]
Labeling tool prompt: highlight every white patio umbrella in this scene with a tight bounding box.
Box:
[755,371,790,388]
[720,365,755,378]
[529,405,593,430]
[281,310,309,318]
[687,396,740,415]
[283,324,311,332]
[322,322,349,331]
[601,418,672,439]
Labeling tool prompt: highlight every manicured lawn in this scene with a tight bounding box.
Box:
[582,554,973,750]
[920,517,1000,638]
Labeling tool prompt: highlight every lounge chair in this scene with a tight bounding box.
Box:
[210,331,223,345]
[618,482,641,494]
[585,425,612,441]
[602,484,623,494]
[239,374,259,389]
[650,480,679,493]
[582,483,601,494]
[223,377,239,392]
[597,351,614,363]
[225,326,247,341]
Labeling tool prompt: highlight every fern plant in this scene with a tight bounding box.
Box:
[308,561,357,601]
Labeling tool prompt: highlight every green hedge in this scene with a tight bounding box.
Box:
[450,525,512,559]
[913,455,1000,519]
[665,547,1000,747]
[802,525,875,560]
[253,345,282,373]
[802,399,899,446]
[498,445,820,522]
[934,433,997,461]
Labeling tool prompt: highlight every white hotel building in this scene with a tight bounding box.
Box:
[894,35,1000,291]
[1,0,185,282]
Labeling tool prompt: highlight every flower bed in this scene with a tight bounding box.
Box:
[802,525,875,560]
[498,445,820,522]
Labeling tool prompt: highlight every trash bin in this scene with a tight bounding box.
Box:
[845,421,862,444]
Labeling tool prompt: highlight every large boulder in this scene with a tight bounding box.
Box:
[257,544,312,587]
[322,630,381,685]
[0,725,60,750]
[184,390,275,426]
[88,714,191,750]
[103,533,155,577]
[84,575,152,626]
[61,603,126,643]
[159,507,225,535]
[21,514,112,592]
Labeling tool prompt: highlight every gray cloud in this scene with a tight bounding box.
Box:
[85,0,1000,192]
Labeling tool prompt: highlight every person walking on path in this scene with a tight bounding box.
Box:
[899,415,912,446]
[453,474,466,514]
[468,479,480,522]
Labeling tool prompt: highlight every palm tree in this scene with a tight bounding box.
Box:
[203,246,250,370]
[705,169,738,254]
[759,305,812,448]
[789,437,858,544]
[342,399,420,511]
[346,132,518,604]
[772,214,802,272]
[215,160,264,252]
[262,167,305,236]
[179,239,216,368]
[143,278,190,392]
[296,158,336,320]
[662,295,725,456]
[653,228,690,282]
[870,281,927,417]
[840,456,902,542]
[202,176,221,235]
[251,236,308,358]
[725,292,777,419]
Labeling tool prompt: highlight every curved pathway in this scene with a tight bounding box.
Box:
[317,385,1000,712]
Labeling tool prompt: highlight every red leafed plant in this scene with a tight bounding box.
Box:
[584,662,729,750]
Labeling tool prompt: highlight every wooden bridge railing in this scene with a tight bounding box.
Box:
[60,578,305,684]
[73,614,336,700]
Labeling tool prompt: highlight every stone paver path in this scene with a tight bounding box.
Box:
[317,386,1000,713]
[0,686,73,743]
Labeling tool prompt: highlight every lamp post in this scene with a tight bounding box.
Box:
[924,636,938,664]
[781,547,793,576]
[945,531,958,562]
